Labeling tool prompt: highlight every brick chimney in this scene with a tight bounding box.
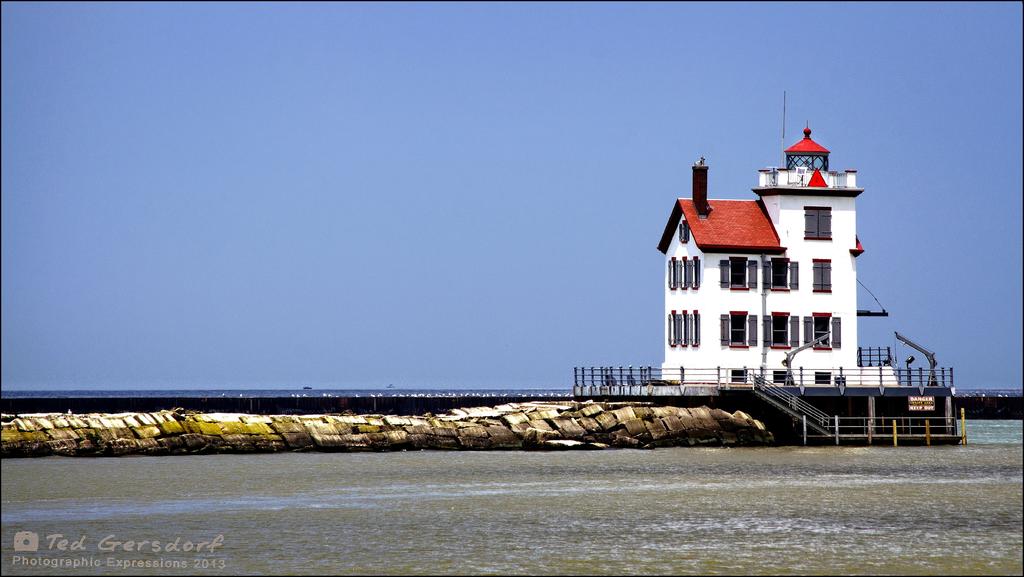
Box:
[693,157,710,217]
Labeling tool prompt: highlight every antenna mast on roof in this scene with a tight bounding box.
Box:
[781,91,786,167]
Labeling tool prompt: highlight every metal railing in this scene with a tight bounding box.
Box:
[573,365,954,389]
[894,367,952,387]
[750,375,832,434]
[832,415,957,438]
[757,169,857,189]
[857,346,893,367]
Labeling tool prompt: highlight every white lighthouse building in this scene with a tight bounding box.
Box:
[657,128,867,385]
[573,126,959,443]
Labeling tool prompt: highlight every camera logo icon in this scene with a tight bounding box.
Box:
[13,531,39,552]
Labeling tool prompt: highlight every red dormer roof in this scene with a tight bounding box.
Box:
[807,169,828,187]
[785,127,830,154]
[658,199,784,254]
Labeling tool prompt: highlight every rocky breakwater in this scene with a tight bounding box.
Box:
[1,401,773,457]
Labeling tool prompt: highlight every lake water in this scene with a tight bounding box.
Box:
[2,420,1020,575]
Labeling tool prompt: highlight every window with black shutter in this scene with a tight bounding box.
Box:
[813,316,831,347]
[669,312,686,347]
[812,260,832,292]
[730,313,747,346]
[729,258,747,288]
[679,221,690,243]
[804,207,832,240]
[771,258,789,289]
[772,315,789,346]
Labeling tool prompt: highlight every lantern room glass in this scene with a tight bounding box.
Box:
[786,154,828,171]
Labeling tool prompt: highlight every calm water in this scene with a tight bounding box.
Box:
[2,421,1021,575]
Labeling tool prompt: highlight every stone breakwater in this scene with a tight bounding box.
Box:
[1,401,773,457]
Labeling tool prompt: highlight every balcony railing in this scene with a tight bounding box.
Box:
[857,346,893,367]
[573,365,954,390]
[757,168,858,189]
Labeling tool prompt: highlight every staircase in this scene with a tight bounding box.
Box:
[750,375,833,436]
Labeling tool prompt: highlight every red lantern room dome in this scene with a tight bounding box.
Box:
[785,127,830,154]
[785,126,829,170]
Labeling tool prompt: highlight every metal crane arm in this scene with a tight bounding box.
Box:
[782,333,831,369]
[894,332,936,370]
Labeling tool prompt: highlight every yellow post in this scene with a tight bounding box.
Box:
[892,419,898,447]
[925,420,931,446]
[960,407,967,445]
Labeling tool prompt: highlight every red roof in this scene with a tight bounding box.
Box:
[658,199,784,254]
[785,127,830,154]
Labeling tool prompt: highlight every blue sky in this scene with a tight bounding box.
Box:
[2,3,1021,390]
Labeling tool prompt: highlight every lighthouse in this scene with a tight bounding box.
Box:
[656,128,864,385]
[573,127,958,443]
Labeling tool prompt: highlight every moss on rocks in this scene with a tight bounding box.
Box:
[1,401,774,457]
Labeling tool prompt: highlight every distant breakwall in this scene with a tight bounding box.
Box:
[0,394,1018,420]
[0,395,570,417]
[1,401,774,457]
[956,396,1023,420]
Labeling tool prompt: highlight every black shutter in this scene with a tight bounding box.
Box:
[692,257,701,289]
[720,314,729,346]
[823,262,832,291]
[763,261,772,289]
[667,314,674,346]
[789,261,799,290]
[747,315,757,346]
[820,210,832,238]
[832,317,841,348]
[763,316,772,345]
[747,259,757,289]
[679,221,690,243]
[804,316,813,345]
[683,313,690,345]
[693,313,700,346]
[719,260,729,288]
[805,209,817,237]
[668,259,674,289]
[684,259,693,289]
[789,315,799,347]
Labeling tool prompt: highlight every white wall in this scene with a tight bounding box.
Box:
[662,191,859,375]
